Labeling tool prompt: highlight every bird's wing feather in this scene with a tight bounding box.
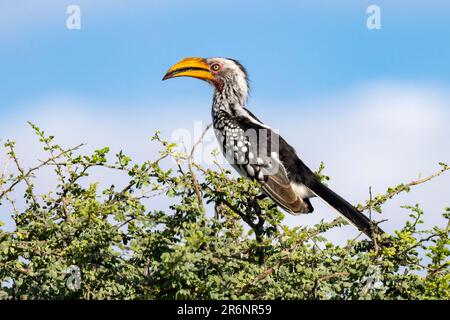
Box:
[260,159,311,214]
[233,110,311,214]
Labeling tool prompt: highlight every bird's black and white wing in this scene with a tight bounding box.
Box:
[259,154,313,214]
[220,108,387,239]
[216,108,313,214]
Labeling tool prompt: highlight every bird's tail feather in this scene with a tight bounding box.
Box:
[307,179,386,241]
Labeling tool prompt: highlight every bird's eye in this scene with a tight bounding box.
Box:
[211,64,221,71]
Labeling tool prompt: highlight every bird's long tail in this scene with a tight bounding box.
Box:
[307,179,386,242]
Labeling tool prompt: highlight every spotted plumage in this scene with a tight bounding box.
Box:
[163,57,387,242]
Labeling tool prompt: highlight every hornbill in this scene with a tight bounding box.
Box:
[163,57,386,241]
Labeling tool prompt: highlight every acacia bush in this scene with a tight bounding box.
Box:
[0,123,449,299]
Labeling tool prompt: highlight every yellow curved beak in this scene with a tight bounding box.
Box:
[162,57,214,81]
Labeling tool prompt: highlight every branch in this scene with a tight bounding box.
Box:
[187,123,212,212]
[317,272,350,282]
[0,143,85,199]
[360,163,450,212]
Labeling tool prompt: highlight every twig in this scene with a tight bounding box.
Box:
[0,143,85,199]
[361,164,450,212]
[132,188,166,200]
[303,218,346,242]
[8,146,39,207]
[187,123,212,212]
[239,267,276,295]
[45,161,127,172]
[317,272,350,282]
[397,234,439,257]
[369,186,380,254]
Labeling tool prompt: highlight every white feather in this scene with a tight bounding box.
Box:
[291,183,315,199]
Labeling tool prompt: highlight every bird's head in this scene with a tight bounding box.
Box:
[163,57,249,104]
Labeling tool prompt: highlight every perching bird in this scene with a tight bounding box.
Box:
[163,57,386,241]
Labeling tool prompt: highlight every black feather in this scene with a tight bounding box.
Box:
[305,178,386,240]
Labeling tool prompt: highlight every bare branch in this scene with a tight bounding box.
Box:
[360,164,450,212]
[187,123,212,212]
[0,143,85,199]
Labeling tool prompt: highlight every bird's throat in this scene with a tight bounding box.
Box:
[212,82,248,113]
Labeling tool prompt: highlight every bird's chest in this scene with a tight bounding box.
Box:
[212,112,275,181]
[213,112,247,157]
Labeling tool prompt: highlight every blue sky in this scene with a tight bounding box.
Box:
[1,0,449,241]
[1,0,450,108]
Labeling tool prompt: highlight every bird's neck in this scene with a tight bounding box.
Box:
[212,82,248,116]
